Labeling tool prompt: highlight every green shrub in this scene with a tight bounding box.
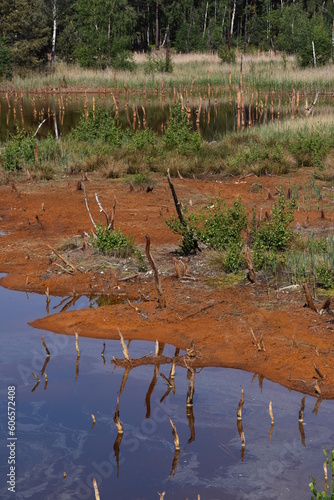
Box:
[199,197,247,250]
[224,242,245,273]
[3,129,36,171]
[166,195,247,260]
[72,108,123,146]
[164,103,202,155]
[165,215,199,255]
[218,46,236,64]
[315,266,334,289]
[129,129,157,151]
[38,134,61,162]
[253,190,294,268]
[289,126,330,169]
[91,224,136,257]
[144,53,173,75]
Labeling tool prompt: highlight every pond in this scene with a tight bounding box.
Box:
[0,90,293,144]
[0,278,333,499]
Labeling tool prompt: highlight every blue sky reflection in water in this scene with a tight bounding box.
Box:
[0,282,334,499]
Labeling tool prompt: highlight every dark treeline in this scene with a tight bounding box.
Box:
[0,0,333,76]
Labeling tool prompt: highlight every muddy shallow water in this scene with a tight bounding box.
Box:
[0,282,333,499]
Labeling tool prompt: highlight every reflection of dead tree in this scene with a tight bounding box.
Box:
[44,372,48,390]
[119,366,132,394]
[91,414,96,428]
[113,392,124,434]
[299,421,306,447]
[75,332,80,381]
[258,374,264,393]
[169,449,180,479]
[40,355,50,377]
[312,397,322,415]
[32,372,41,392]
[145,234,166,308]
[237,419,245,461]
[75,355,80,381]
[41,334,50,357]
[185,405,195,449]
[169,416,180,451]
[112,353,199,369]
[144,342,165,415]
[186,366,195,407]
[170,347,179,380]
[113,431,123,477]
[146,364,160,419]
[101,342,106,365]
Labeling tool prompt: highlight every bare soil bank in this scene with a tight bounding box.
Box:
[1,171,333,398]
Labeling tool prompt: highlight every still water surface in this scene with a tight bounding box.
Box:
[0,92,267,143]
[0,279,333,499]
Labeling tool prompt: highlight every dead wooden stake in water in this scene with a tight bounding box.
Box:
[145,234,166,308]
[269,401,274,424]
[240,431,245,448]
[158,491,166,499]
[324,460,328,484]
[45,286,50,304]
[237,385,245,420]
[299,396,306,422]
[93,477,101,500]
[75,332,80,357]
[168,416,180,450]
[32,372,40,382]
[41,334,50,357]
[118,328,131,361]
[113,392,124,434]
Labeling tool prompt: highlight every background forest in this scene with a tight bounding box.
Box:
[0,0,333,78]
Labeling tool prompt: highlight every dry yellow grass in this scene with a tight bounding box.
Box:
[8,52,334,92]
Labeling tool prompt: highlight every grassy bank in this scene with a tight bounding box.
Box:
[1,98,334,294]
[2,53,334,93]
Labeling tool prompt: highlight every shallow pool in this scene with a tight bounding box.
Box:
[0,281,333,499]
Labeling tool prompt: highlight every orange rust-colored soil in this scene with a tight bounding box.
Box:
[1,171,334,398]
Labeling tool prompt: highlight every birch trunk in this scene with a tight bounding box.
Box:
[231,0,236,36]
[203,1,208,38]
[51,1,57,65]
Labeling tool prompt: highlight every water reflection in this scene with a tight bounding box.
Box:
[1,285,334,498]
[0,90,303,143]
